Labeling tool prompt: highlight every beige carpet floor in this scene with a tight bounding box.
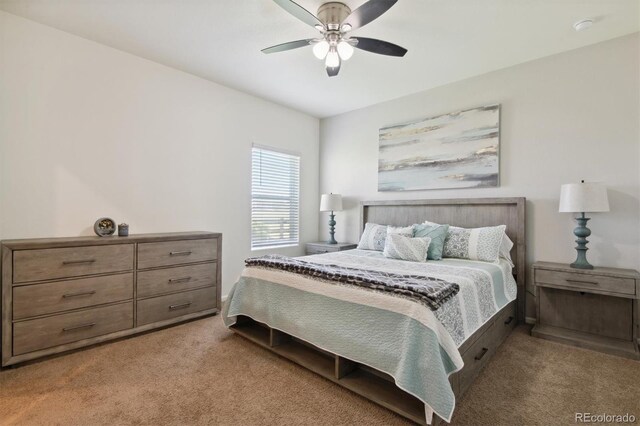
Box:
[1,317,638,426]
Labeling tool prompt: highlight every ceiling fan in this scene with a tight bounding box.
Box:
[262,0,407,77]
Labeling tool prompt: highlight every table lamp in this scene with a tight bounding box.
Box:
[320,193,343,244]
[559,181,609,269]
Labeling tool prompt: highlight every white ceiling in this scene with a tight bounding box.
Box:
[1,0,638,118]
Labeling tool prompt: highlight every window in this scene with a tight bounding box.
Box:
[251,145,300,250]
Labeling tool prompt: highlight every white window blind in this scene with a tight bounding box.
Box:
[251,145,300,249]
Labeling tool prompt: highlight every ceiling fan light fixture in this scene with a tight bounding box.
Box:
[312,40,330,59]
[325,47,340,68]
[263,0,407,77]
[337,40,354,60]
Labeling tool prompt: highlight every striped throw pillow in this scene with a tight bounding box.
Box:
[443,225,506,262]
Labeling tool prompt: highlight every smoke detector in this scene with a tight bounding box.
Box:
[573,19,594,32]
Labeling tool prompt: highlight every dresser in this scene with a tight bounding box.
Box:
[1,232,221,367]
[305,241,357,255]
[531,261,639,359]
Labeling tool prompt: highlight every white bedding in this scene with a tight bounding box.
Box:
[302,249,517,346]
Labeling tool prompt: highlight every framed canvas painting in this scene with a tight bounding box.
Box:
[378,104,500,191]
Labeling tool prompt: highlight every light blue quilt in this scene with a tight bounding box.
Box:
[223,249,516,422]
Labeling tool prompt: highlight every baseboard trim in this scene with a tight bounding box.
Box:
[525,316,536,325]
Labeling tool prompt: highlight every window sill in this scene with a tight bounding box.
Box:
[251,243,300,252]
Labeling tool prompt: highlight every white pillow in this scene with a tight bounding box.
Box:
[383,234,431,262]
[499,235,515,267]
[357,223,388,251]
[387,225,414,236]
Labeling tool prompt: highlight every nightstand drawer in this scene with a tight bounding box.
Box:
[306,247,334,255]
[305,242,357,256]
[535,269,635,296]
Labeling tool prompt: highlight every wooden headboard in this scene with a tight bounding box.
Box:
[360,197,526,321]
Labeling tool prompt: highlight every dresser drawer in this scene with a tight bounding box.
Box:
[13,302,133,355]
[535,268,635,296]
[136,287,216,326]
[13,244,134,283]
[137,263,216,298]
[137,239,217,269]
[13,273,133,320]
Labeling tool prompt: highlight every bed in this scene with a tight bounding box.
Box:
[223,198,526,425]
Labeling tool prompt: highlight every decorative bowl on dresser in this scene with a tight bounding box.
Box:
[531,261,639,359]
[1,232,221,367]
[305,241,357,255]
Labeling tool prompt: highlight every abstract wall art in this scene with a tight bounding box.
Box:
[378,104,500,191]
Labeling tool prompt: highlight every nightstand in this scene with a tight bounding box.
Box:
[531,261,639,359]
[305,242,357,255]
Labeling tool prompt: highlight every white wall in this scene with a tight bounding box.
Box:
[319,33,640,318]
[0,11,320,296]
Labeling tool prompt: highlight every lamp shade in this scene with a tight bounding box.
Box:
[559,182,609,213]
[320,193,343,212]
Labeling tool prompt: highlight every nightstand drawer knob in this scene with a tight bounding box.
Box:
[504,316,514,325]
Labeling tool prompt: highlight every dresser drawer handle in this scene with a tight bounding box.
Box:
[169,277,192,284]
[504,316,514,325]
[474,347,489,361]
[565,279,598,286]
[62,290,96,298]
[63,322,96,332]
[169,251,192,256]
[169,302,192,310]
[62,259,96,265]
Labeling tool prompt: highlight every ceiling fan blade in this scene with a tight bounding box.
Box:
[353,37,407,57]
[273,0,324,28]
[341,0,398,31]
[326,62,341,77]
[262,39,314,54]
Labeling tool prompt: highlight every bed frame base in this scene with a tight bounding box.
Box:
[230,300,516,425]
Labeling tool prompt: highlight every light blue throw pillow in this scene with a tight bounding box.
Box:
[413,223,450,260]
